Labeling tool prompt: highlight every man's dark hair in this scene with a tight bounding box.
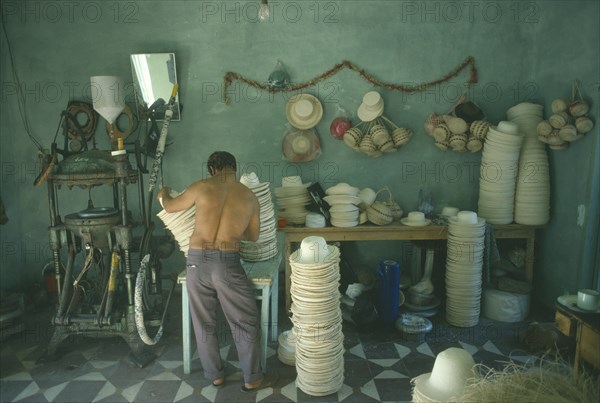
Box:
[207,151,237,174]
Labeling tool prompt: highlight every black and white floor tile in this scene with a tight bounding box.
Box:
[1,292,543,403]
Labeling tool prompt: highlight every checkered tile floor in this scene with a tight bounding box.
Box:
[1,292,542,402]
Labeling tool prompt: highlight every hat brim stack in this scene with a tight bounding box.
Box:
[290,239,344,396]
[240,177,279,262]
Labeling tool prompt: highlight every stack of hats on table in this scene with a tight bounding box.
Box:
[323,183,362,227]
[411,347,476,402]
[445,211,486,327]
[274,176,311,225]
[507,103,551,225]
[157,190,195,256]
[239,172,278,262]
[290,236,344,396]
[477,121,524,224]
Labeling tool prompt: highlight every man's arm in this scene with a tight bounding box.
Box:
[157,183,199,213]
[244,194,260,242]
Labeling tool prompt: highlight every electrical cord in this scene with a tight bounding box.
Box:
[1,7,43,151]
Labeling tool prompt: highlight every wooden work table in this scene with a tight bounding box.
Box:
[555,304,600,378]
[280,223,541,311]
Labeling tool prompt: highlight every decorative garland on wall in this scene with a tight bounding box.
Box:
[222,56,477,104]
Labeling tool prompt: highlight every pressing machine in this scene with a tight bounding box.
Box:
[34,76,179,366]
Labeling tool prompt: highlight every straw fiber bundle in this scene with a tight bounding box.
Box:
[458,358,599,403]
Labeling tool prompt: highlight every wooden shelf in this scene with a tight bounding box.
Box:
[280,223,541,311]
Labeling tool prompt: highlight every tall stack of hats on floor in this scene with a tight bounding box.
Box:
[507,103,551,225]
[274,176,311,225]
[157,190,196,256]
[477,121,524,224]
[445,211,486,327]
[323,183,362,227]
[289,236,344,396]
[239,172,278,261]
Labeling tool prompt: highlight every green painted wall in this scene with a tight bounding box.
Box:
[1,1,598,308]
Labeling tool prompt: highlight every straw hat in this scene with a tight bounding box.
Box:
[412,347,475,402]
[357,91,384,122]
[326,183,360,196]
[240,172,262,189]
[400,211,431,227]
[286,94,323,129]
[282,176,305,187]
[282,128,321,162]
[293,236,335,264]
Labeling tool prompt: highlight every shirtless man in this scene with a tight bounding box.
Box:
[157,151,276,392]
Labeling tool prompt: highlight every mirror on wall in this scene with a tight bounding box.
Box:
[131,53,180,121]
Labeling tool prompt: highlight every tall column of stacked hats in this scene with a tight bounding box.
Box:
[239,172,279,261]
[342,91,413,157]
[323,183,362,227]
[289,236,344,396]
[445,211,486,327]
[507,103,551,225]
[477,121,524,224]
[274,176,311,225]
[157,190,196,256]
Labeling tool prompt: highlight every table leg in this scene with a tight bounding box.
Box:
[285,239,292,312]
[574,322,582,380]
[182,282,191,375]
[271,270,278,341]
[261,285,269,371]
[525,233,535,284]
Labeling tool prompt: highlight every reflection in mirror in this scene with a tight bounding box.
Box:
[131,53,180,121]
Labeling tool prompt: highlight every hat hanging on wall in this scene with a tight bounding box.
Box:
[357,91,384,122]
[282,127,322,162]
[286,94,323,130]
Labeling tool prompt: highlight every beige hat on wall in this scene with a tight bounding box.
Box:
[282,128,321,162]
[286,94,323,130]
[357,91,384,122]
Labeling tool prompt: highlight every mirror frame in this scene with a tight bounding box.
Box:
[130,53,181,121]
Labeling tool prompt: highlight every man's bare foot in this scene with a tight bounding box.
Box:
[212,378,224,388]
[241,373,279,392]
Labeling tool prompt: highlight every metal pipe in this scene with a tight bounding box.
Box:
[56,245,75,320]
[124,249,133,305]
[104,251,120,318]
[120,179,128,226]
[48,182,57,227]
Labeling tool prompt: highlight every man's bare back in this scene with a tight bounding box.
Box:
[158,169,260,251]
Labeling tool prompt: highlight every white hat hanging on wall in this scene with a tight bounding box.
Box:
[286,94,323,130]
[357,91,385,122]
[282,127,322,162]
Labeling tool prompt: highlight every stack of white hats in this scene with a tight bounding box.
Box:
[274,176,311,225]
[156,190,195,256]
[507,103,551,225]
[411,347,476,402]
[445,211,486,327]
[277,329,296,366]
[290,236,344,396]
[239,172,278,262]
[477,121,524,224]
[323,183,361,227]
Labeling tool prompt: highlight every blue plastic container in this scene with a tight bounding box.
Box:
[377,259,401,329]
